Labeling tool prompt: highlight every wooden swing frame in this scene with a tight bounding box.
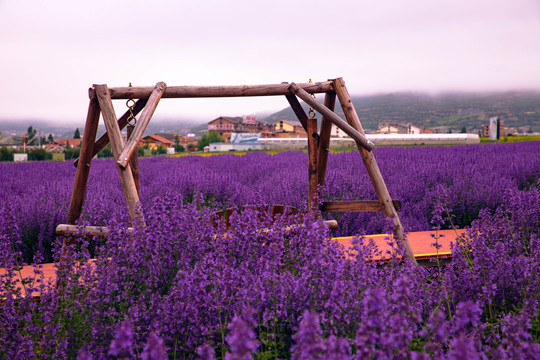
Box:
[57,77,417,265]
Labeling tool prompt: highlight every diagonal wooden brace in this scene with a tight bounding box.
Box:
[73,98,148,168]
[288,83,375,151]
[94,84,143,223]
[331,77,417,265]
[117,82,167,169]
[284,94,309,132]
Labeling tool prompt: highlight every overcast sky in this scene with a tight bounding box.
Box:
[1,0,540,126]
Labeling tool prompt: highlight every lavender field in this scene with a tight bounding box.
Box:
[1,142,539,359]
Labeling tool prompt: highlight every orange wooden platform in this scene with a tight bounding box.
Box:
[333,229,466,262]
[1,229,466,298]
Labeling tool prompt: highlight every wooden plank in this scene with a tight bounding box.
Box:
[307,118,318,211]
[126,125,140,195]
[332,77,417,265]
[56,224,133,237]
[285,94,309,132]
[288,83,374,151]
[67,99,100,224]
[94,84,143,223]
[117,82,167,169]
[89,81,335,100]
[320,200,402,212]
[73,98,148,167]
[317,92,336,187]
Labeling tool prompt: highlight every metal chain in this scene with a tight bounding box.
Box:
[308,79,316,119]
[126,83,137,126]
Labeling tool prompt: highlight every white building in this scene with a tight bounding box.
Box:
[14,153,28,162]
[209,142,264,152]
[258,133,480,149]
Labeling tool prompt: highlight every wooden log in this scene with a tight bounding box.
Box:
[117,82,167,169]
[94,84,143,223]
[67,99,100,224]
[317,92,336,187]
[325,220,338,229]
[73,98,147,168]
[332,77,417,265]
[126,125,140,195]
[307,118,318,211]
[320,200,402,212]
[285,94,309,132]
[288,83,374,151]
[60,100,100,283]
[89,81,335,100]
[56,224,133,237]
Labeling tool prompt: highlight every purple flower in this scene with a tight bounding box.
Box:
[140,331,167,360]
[225,315,259,360]
[76,348,93,360]
[325,335,351,359]
[108,320,134,357]
[197,344,216,360]
[292,310,326,359]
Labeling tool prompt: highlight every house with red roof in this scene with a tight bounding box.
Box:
[141,134,174,151]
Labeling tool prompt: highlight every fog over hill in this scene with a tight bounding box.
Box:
[263,91,540,132]
[2,91,540,136]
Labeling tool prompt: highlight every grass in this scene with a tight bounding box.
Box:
[480,135,540,143]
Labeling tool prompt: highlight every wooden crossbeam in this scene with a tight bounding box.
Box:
[320,200,402,212]
[117,82,167,169]
[288,83,375,151]
[90,81,335,100]
[73,98,148,168]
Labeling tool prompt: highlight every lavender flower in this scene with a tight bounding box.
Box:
[225,315,259,360]
[291,310,326,359]
[108,320,134,357]
[140,331,167,360]
[197,344,216,360]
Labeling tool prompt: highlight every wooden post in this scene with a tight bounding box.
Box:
[288,83,375,151]
[317,92,336,187]
[332,77,417,265]
[73,98,148,168]
[126,125,140,195]
[66,99,100,224]
[307,117,318,211]
[60,98,100,285]
[94,84,143,223]
[117,82,167,169]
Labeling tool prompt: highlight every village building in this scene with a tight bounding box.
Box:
[376,123,433,135]
[55,139,83,148]
[273,120,307,138]
[154,133,199,148]
[481,118,505,138]
[207,115,274,142]
[141,134,174,150]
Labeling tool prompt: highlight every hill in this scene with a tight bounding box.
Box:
[263,91,540,132]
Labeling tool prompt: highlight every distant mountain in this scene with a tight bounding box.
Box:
[263,91,540,132]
